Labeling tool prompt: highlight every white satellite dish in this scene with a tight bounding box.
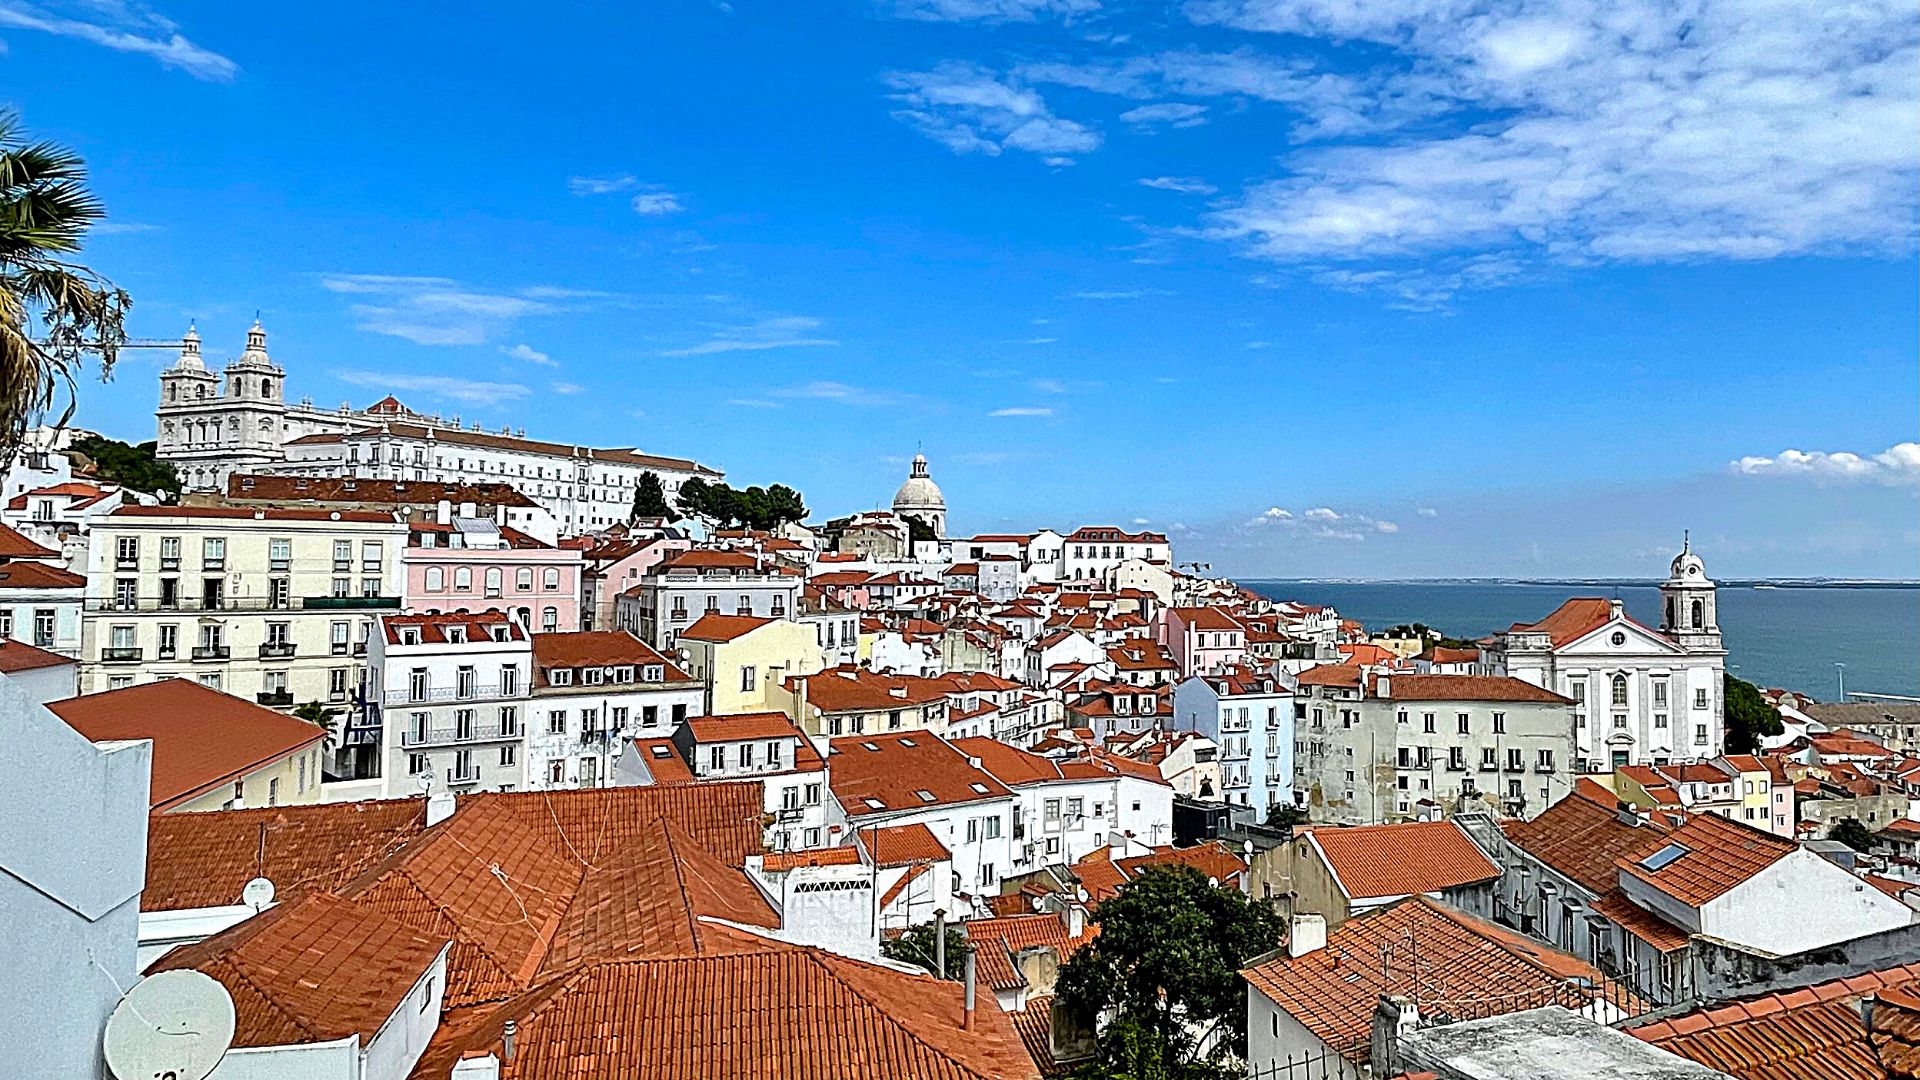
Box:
[241,876,275,911]
[103,969,236,1080]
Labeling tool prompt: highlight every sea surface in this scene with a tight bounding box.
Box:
[1241,580,1920,700]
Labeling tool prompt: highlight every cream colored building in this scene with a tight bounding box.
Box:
[677,613,823,715]
[79,506,407,769]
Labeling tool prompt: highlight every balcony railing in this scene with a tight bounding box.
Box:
[192,646,231,661]
[580,729,614,748]
[101,646,143,663]
[86,595,400,613]
[446,766,482,786]
[256,690,294,707]
[258,642,297,659]
[382,684,508,706]
[400,720,520,747]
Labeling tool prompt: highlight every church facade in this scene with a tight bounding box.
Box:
[1492,540,1728,770]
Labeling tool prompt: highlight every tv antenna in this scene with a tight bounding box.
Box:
[103,969,236,1080]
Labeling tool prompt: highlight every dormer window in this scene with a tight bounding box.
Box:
[549,668,573,686]
[642,664,664,682]
[584,668,605,685]
[400,627,421,645]
[446,626,466,644]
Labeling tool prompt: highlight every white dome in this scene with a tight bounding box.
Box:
[1670,535,1707,579]
[892,454,945,512]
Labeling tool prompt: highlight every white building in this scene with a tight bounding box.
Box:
[622,548,802,650]
[528,630,704,789]
[956,737,1176,869]
[891,453,946,540]
[615,712,840,851]
[0,523,83,656]
[370,611,530,796]
[1494,542,1726,770]
[1172,668,1295,821]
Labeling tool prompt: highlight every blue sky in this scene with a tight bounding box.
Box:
[3,0,1916,579]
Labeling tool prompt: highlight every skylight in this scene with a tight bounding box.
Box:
[1639,843,1689,872]
[916,789,936,802]
[861,742,879,752]
[899,737,917,747]
[863,797,886,809]
[969,782,990,794]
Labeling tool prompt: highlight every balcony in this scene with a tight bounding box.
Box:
[256,690,294,707]
[446,766,482,787]
[400,719,519,747]
[383,684,508,706]
[301,595,401,610]
[352,642,369,656]
[101,646,143,664]
[258,642,297,659]
[192,645,231,661]
[580,729,614,748]
[85,595,401,614]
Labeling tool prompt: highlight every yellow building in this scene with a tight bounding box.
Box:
[50,677,327,812]
[677,613,823,715]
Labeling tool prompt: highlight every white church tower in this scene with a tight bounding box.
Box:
[891,453,946,539]
[156,320,290,492]
[1659,532,1722,652]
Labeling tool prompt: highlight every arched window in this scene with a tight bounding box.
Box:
[425,567,444,592]
[454,567,473,591]
[515,607,531,627]
[542,567,560,590]
[1610,674,1628,707]
[541,607,558,633]
[1690,599,1704,628]
[1665,597,1676,628]
[167,384,177,402]
[516,567,533,591]
[485,567,503,598]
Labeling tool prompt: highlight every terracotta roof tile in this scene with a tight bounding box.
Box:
[531,630,690,682]
[0,638,75,672]
[1303,820,1500,900]
[1502,783,1670,894]
[683,711,809,743]
[1383,674,1573,704]
[50,680,326,810]
[0,520,58,557]
[0,559,83,588]
[143,798,428,911]
[1616,812,1797,908]
[965,913,1096,993]
[865,822,954,866]
[677,612,775,642]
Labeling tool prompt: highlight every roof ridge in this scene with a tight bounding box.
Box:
[807,950,1001,1080]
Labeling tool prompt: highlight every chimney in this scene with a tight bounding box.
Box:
[1067,898,1085,939]
[934,909,947,976]
[449,1052,499,1080]
[1370,994,1418,1077]
[437,499,452,526]
[1375,674,1390,699]
[502,1019,517,1062]
[426,790,457,827]
[1609,597,1624,620]
[962,950,977,1031]
[1288,913,1326,958]
[461,501,478,518]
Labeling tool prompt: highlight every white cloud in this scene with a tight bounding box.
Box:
[1262,507,1291,519]
[1139,175,1217,195]
[550,382,585,395]
[1070,288,1170,300]
[1417,507,1439,517]
[334,372,530,407]
[568,174,638,196]
[90,221,163,235]
[0,0,236,80]
[888,0,1097,20]
[1131,517,1152,525]
[727,398,783,409]
[1303,507,1340,521]
[318,274,584,346]
[1245,340,1271,349]
[658,316,839,357]
[885,62,1103,161]
[1374,519,1400,533]
[1193,0,1919,298]
[1732,442,1920,485]
[501,343,556,367]
[631,190,685,216]
[1119,102,1210,128]
[771,381,911,407]
[990,406,1054,417]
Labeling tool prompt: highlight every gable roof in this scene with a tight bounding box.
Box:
[1502,783,1671,894]
[147,893,447,1047]
[1616,811,1798,908]
[965,913,1096,994]
[1303,820,1500,901]
[532,630,689,680]
[678,613,776,643]
[830,733,1012,815]
[0,520,59,559]
[865,822,954,866]
[0,559,84,590]
[1242,897,1622,1065]
[50,680,326,810]
[1383,674,1573,704]
[143,798,429,911]
[1514,597,1673,649]
[0,638,76,672]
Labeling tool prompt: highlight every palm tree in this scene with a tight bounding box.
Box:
[0,110,129,456]
[293,699,342,750]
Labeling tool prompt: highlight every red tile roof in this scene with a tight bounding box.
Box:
[415,934,1042,1080]
[1590,889,1691,952]
[225,474,539,508]
[532,630,688,678]
[965,913,1096,993]
[683,711,808,743]
[1383,674,1572,704]
[50,680,326,811]
[110,504,401,523]
[1296,664,1363,688]
[0,558,86,590]
[1243,897,1623,1065]
[147,893,446,1046]
[831,732,1012,814]
[382,609,527,646]
[660,549,759,571]
[1170,606,1241,631]
[1513,597,1671,648]
[1302,820,1500,901]
[0,520,59,559]
[863,822,954,866]
[0,638,75,672]
[628,737,695,783]
[143,798,429,911]
[1616,811,1797,908]
[761,847,862,871]
[1631,961,1920,1080]
[1502,783,1670,894]
[794,666,950,713]
[678,612,775,642]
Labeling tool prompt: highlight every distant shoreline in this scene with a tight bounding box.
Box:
[1240,578,1920,590]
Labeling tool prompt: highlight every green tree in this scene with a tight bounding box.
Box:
[630,470,671,520]
[1724,674,1784,755]
[1263,804,1311,830]
[1,111,130,455]
[1829,817,1875,852]
[70,434,179,499]
[762,483,806,527]
[1058,865,1284,1076]
[292,700,339,749]
[880,920,972,981]
[902,513,936,544]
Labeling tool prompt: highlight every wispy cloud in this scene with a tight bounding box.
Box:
[1139,176,1217,195]
[319,274,586,347]
[658,315,839,357]
[1245,504,1399,541]
[990,406,1054,417]
[90,221,164,235]
[771,381,910,407]
[1733,442,1920,486]
[550,381,585,395]
[727,398,784,409]
[0,1,237,80]
[1119,102,1209,128]
[1070,288,1170,300]
[1417,507,1439,518]
[501,343,556,367]
[631,189,685,216]
[887,0,1097,21]
[334,371,530,407]
[884,62,1102,162]
[568,174,638,196]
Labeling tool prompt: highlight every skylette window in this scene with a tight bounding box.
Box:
[916,789,936,803]
[1639,843,1689,872]
[969,783,990,795]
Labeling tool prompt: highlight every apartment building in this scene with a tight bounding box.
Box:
[1172,667,1295,821]
[369,611,530,795]
[955,737,1176,869]
[616,712,840,852]
[0,523,83,656]
[619,549,802,650]
[779,665,951,741]
[402,513,585,632]
[528,630,704,789]
[79,507,407,761]
[677,614,823,715]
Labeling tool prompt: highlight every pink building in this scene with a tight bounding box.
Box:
[579,531,692,631]
[404,517,586,633]
[1158,606,1249,677]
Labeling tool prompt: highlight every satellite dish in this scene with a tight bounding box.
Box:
[103,969,236,1080]
[241,876,275,911]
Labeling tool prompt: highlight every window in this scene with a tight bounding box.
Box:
[1694,688,1709,709]
[544,568,561,591]
[1492,711,1506,734]
[485,567,503,598]
[1458,712,1471,734]
[500,744,517,767]
[1480,747,1498,770]
[1611,674,1629,707]
[268,537,291,571]
[1537,749,1555,771]
[709,745,725,771]
[805,782,822,805]
[549,709,567,734]
[329,667,350,700]
[542,607,558,633]
[426,566,445,592]
[160,536,181,569]
[1422,712,1436,734]
[1652,680,1669,707]
[642,705,659,728]
[332,621,350,655]
[333,540,353,572]
[501,665,519,696]
[516,567,534,592]
[157,623,178,659]
[115,536,139,566]
[362,541,383,572]
[409,753,429,776]
[454,567,473,591]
